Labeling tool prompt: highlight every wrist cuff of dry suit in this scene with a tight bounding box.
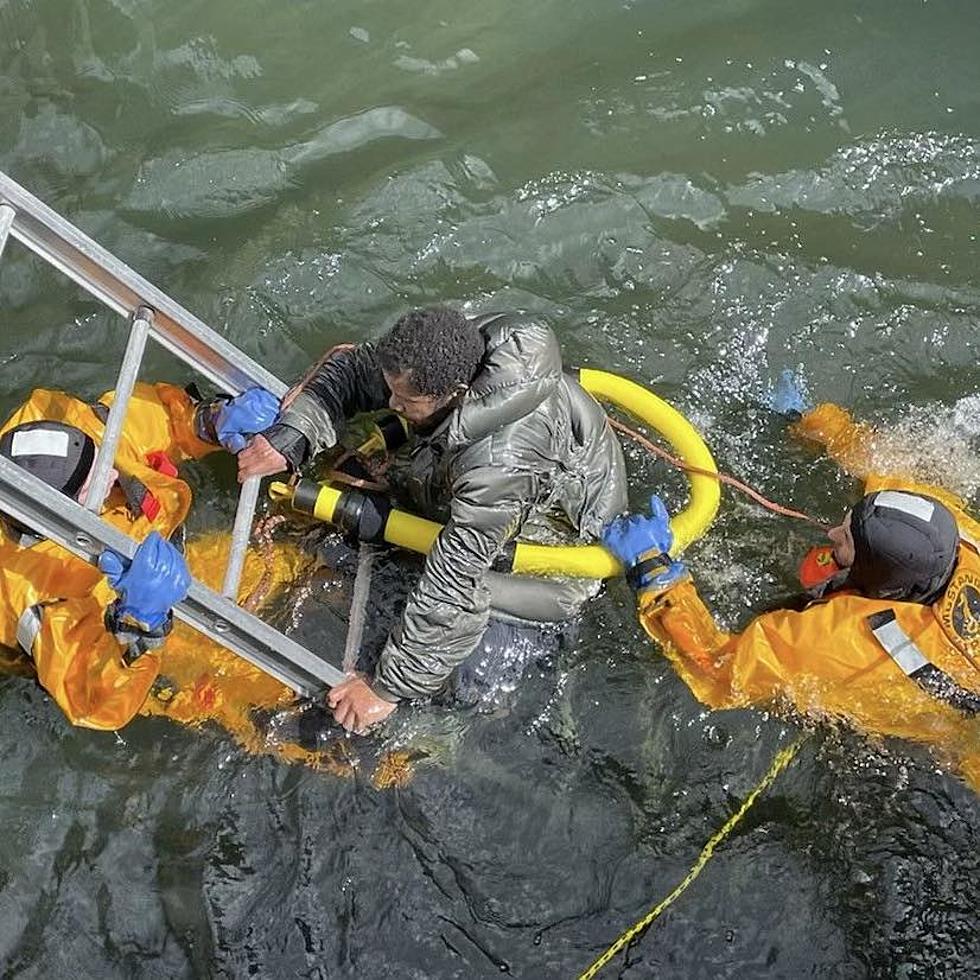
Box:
[194,400,224,446]
[627,550,672,590]
[104,602,174,664]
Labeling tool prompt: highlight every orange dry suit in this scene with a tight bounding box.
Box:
[0,383,218,730]
[637,403,980,790]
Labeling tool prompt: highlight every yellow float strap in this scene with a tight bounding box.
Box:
[270,368,720,579]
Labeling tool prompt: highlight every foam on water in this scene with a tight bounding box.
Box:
[860,398,980,503]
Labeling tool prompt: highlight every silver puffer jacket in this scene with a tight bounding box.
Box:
[272,313,627,700]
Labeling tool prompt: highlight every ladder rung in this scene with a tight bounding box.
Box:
[85,306,153,514]
[222,476,261,599]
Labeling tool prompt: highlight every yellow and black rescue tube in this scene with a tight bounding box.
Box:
[575,368,720,556]
[269,370,720,579]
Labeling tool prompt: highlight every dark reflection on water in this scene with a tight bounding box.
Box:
[4,627,977,978]
[2,0,980,975]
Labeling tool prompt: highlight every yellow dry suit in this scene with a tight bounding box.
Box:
[637,403,980,790]
[0,385,376,774]
[0,383,218,730]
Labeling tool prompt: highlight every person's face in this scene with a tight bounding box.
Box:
[827,510,856,567]
[383,370,457,426]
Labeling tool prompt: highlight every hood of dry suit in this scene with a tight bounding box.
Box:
[848,490,959,605]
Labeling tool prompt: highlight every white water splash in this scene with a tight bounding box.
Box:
[861,398,980,501]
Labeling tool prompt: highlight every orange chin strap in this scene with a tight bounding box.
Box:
[798,544,842,591]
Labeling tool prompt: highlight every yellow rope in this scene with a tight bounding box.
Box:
[578,735,807,980]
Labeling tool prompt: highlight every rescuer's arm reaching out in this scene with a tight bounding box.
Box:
[793,402,976,525]
[766,370,878,482]
[792,402,880,484]
[602,496,791,710]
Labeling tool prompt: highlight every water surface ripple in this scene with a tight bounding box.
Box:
[1,0,979,976]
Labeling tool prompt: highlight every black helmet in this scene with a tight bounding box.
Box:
[849,490,959,604]
[0,421,96,499]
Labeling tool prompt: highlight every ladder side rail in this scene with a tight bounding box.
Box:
[0,455,344,693]
[0,171,286,399]
[177,583,342,694]
[85,307,153,514]
[0,173,327,682]
[0,204,14,261]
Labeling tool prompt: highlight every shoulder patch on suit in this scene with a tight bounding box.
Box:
[936,568,980,658]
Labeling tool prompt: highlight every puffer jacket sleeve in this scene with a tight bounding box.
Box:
[266,344,391,465]
[373,465,532,700]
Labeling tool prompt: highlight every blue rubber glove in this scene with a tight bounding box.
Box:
[215,387,280,453]
[766,368,811,418]
[602,494,687,596]
[99,531,191,633]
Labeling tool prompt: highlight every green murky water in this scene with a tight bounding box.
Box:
[1,0,979,976]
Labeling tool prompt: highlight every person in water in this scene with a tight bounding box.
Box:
[238,306,629,733]
[602,402,980,790]
[0,381,284,731]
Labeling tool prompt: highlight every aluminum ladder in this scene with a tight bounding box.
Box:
[0,170,344,695]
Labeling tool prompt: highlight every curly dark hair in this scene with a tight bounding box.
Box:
[376,307,486,396]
